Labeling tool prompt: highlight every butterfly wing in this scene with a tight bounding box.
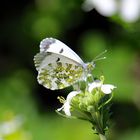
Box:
[34,52,85,90]
[40,38,85,66]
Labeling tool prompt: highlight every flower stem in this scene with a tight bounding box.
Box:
[99,134,107,140]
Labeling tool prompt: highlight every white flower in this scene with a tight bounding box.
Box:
[101,84,116,94]
[57,91,81,116]
[0,116,23,136]
[88,80,116,94]
[82,0,117,16]
[120,0,140,22]
[82,0,140,22]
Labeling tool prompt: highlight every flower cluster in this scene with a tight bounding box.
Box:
[82,0,140,23]
[57,76,116,135]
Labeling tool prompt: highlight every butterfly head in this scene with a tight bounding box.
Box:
[85,61,95,73]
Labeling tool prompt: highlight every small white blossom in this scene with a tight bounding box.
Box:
[0,116,23,136]
[82,0,140,22]
[88,80,116,94]
[101,84,116,94]
[82,0,117,16]
[57,91,81,116]
[120,0,140,22]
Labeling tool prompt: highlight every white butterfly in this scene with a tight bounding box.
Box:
[34,38,95,90]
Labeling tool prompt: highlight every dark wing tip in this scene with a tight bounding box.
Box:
[40,38,56,52]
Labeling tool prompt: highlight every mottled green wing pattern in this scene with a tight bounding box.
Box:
[38,62,84,90]
[34,52,84,90]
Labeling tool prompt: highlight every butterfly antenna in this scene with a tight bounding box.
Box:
[93,50,107,62]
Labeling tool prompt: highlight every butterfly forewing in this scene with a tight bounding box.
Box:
[40,38,84,65]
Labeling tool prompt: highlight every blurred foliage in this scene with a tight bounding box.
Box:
[0,0,140,139]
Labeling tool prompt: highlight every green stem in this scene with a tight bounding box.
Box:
[99,134,107,140]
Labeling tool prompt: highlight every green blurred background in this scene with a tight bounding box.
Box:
[0,0,140,139]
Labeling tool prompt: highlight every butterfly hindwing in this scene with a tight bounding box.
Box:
[34,52,84,90]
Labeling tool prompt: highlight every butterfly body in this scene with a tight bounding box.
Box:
[34,38,94,90]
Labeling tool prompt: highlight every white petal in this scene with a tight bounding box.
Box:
[66,91,81,101]
[57,91,81,116]
[63,102,71,116]
[88,80,102,93]
[57,102,71,116]
[101,84,116,94]
[120,0,140,22]
[83,0,117,16]
[57,106,63,112]
[94,0,117,16]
